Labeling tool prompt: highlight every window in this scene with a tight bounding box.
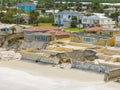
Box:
[35,35,40,41]
[99,32,102,35]
[26,31,32,34]
[41,36,47,41]
[1,28,9,32]
[110,32,113,36]
[84,37,93,43]
[68,15,71,19]
[83,19,87,22]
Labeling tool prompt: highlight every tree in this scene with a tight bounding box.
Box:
[71,16,77,28]
[49,13,54,23]
[110,11,119,25]
[10,26,16,34]
[29,10,39,25]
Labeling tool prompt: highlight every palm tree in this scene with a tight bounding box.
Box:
[10,26,16,34]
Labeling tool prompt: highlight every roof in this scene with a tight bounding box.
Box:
[104,8,116,11]
[0,24,16,29]
[101,3,120,6]
[84,13,110,20]
[71,32,112,39]
[56,10,82,15]
[45,10,59,13]
[34,32,51,36]
[88,13,107,19]
[18,2,36,6]
[84,26,104,32]
[25,26,70,36]
[24,26,61,32]
[48,31,70,36]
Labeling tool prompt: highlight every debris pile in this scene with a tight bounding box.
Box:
[0,49,21,61]
[56,49,98,62]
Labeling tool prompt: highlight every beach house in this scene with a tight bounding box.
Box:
[82,13,115,29]
[54,10,84,27]
[0,24,24,34]
[24,26,70,42]
[71,27,119,46]
[17,2,36,12]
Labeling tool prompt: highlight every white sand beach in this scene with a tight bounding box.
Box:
[0,60,120,90]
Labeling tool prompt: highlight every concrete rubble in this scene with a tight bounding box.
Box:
[0,48,21,61]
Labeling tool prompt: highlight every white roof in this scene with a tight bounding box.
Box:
[0,24,16,29]
[83,13,110,19]
[45,10,59,13]
[101,3,120,6]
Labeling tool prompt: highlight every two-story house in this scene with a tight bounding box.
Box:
[82,13,115,29]
[54,10,84,27]
[22,26,70,49]
[24,26,70,42]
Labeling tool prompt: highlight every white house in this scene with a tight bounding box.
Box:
[104,8,120,15]
[45,10,59,15]
[0,24,24,34]
[54,10,84,27]
[82,13,115,29]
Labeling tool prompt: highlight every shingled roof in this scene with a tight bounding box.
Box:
[24,26,70,36]
[24,26,61,31]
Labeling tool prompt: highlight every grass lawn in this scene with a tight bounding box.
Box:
[29,23,54,26]
[38,23,53,26]
[64,28,84,32]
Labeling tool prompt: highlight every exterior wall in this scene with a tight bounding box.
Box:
[71,29,118,46]
[21,51,59,64]
[56,35,70,40]
[24,34,34,42]
[115,35,120,47]
[71,35,113,46]
[24,31,69,42]
[107,37,115,46]
[0,28,10,34]
[99,38,105,46]
[82,17,115,28]
[72,61,115,73]
[0,35,6,46]
[97,31,119,36]
[24,31,33,42]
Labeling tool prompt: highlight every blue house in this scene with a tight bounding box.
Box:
[17,2,36,12]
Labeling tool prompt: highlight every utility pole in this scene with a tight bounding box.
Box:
[16,0,19,24]
[53,0,56,26]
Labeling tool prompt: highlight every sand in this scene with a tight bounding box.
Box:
[0,60,120,90]
[0,60,103,82]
